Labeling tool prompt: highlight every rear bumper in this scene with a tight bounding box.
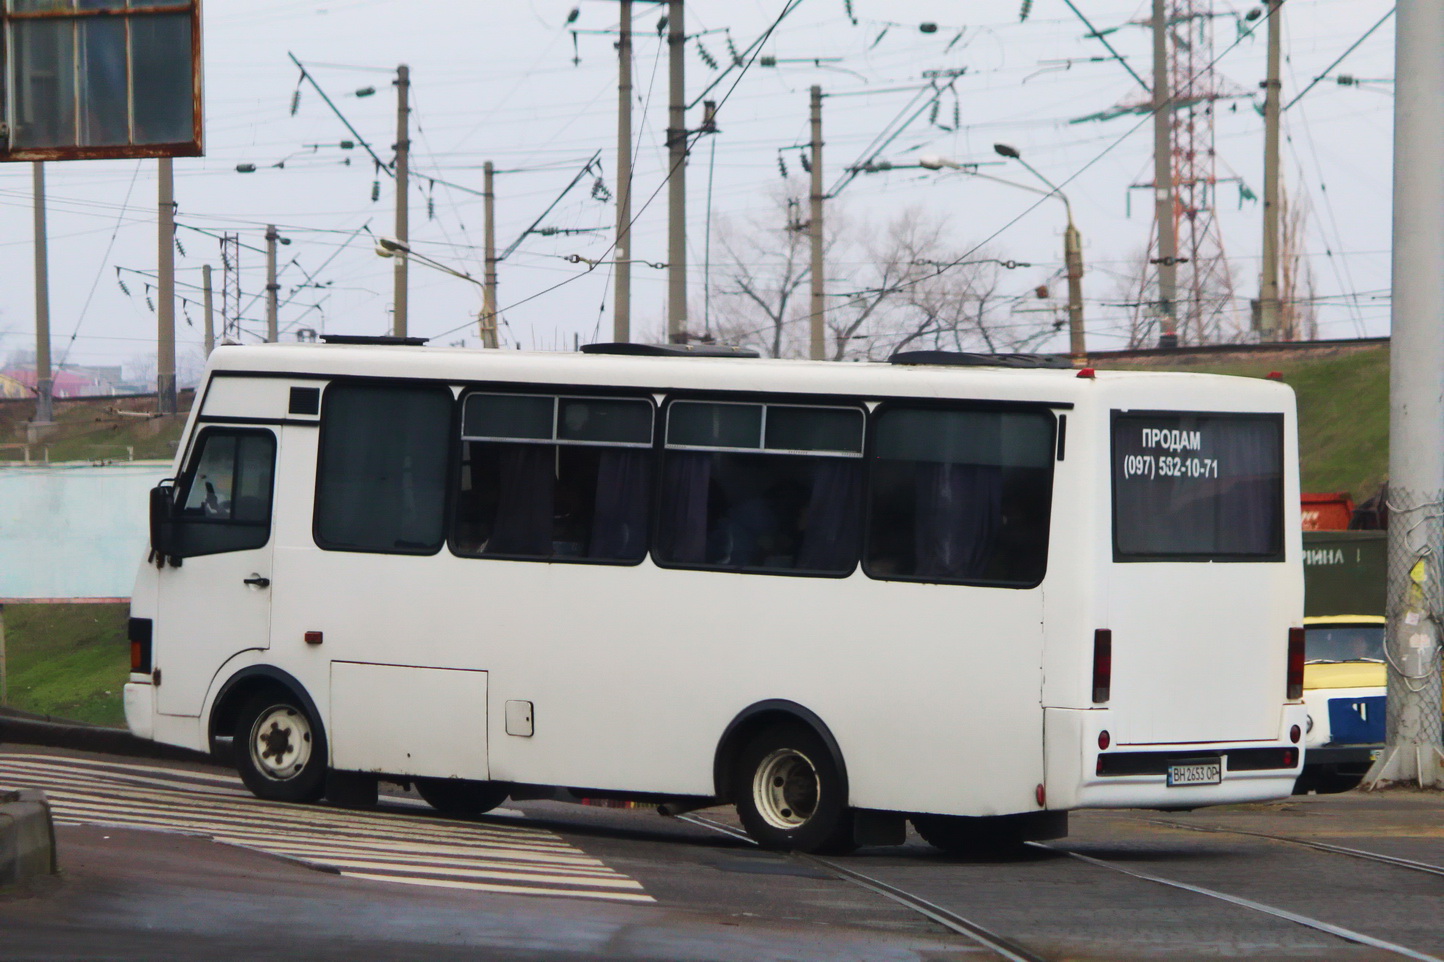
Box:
[1044,704,1308,810]
[1304,743,1382,770]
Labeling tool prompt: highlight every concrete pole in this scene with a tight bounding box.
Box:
[265,225,279,343]
[31,162,53,425]
[393,64,411,339]
[1365,0,1444,790]
[809,85,825,361]
[1152,0,1178,348]
[666,0,687,344]
[157,158,177,415]
[202,264,215,358]
[481,161,499,349]
[1064,219,1086,356]
[1258,0,1283,339]
[615,0,633,343]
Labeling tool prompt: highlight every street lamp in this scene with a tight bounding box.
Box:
[918,149,1087,358]
[375,237,499,348]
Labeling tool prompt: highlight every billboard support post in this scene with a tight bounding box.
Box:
[31,162,52,425]
[157,158,177,415]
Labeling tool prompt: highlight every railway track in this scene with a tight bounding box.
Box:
[677,811,1444,962]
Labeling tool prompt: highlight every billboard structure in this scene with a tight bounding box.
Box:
[0,0,202,161]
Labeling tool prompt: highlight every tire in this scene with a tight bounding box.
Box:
[414,777,510,816]
[234,691,327,803]
[911,813,1040,857]
[733,723,854,853]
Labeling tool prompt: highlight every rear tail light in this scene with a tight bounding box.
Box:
[128,617,153,674]
[1286,627,1305,700]
[1092,629,1112,704]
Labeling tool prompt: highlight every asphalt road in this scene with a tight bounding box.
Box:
[2,744,1443,961]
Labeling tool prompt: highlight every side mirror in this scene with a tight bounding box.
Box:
[150,483,178,562]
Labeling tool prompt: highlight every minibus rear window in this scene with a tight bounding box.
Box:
[1112,412,1284,561]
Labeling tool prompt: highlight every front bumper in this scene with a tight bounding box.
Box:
[1044,704,1308,810]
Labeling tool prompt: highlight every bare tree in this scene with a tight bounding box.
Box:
[707,186,827,358]
[708,196,1055,360]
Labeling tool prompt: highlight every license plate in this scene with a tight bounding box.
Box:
[1167,760,1222,786]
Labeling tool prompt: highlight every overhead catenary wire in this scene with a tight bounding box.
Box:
[815,0,1287,324]
[432,0,810,341]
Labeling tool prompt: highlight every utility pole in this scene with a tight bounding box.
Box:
[808,85,825,361]
[265,225,279,343]
[157,158,177,414]
[1065,220,1085,357]
[393,63,411,339]
[221,233,240,344]
[31,162,53,426]
[666,0,687,344]
[615,0,633,343]
[481,161,500,349]
[1366,0,1444,790]
[1257,0,1283,339]
[202,264,215,357]
[1151,0,1178,348]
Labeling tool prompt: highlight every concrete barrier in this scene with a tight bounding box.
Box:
[0,789,56,885]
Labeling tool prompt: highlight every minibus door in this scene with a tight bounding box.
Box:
[154,427,278,717]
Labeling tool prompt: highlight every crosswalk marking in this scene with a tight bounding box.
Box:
[0,752,652,903]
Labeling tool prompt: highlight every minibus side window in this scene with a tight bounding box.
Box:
[452,394,653,564]
[864,406,1055,587]
[654,401,864,576]
[314,383,452,554]
[170,428,276,557]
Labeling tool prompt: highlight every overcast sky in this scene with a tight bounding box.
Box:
[0,0,1397,381]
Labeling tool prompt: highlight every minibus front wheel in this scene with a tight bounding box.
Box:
[235,691,328,803]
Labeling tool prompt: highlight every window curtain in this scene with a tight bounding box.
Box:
[589,449,651,561]
[657,452,712,563]
[914,462,1001,579]
[1213,425,1281,554]
[486,445,555,556]
[797,459,862,572]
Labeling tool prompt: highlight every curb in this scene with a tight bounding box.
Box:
[0,711,212,765]
[0,789,57,885]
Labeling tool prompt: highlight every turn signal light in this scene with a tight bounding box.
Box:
[1092,629,1112,704]
[1289,724,1301,744]
[128,617,153,674]
[1286,627,1305,700]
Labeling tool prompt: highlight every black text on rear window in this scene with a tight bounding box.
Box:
[1111,412,1284,561]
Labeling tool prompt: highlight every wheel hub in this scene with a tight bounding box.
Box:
[752,747,819,830]
[251,706,311,781]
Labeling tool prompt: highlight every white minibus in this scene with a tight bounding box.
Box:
[125,338,1307,853]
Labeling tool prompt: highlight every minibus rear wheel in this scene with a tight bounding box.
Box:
[414,778,510,816]
[734,723,854,853]
[234,692,328,803]
[912,813,1027,857]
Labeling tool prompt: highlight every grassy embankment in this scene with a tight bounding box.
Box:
[3,603,129,726]
[1097,343,1388,502]
[1,350,1388,725]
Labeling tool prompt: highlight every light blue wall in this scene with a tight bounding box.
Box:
[0,462,170,600]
